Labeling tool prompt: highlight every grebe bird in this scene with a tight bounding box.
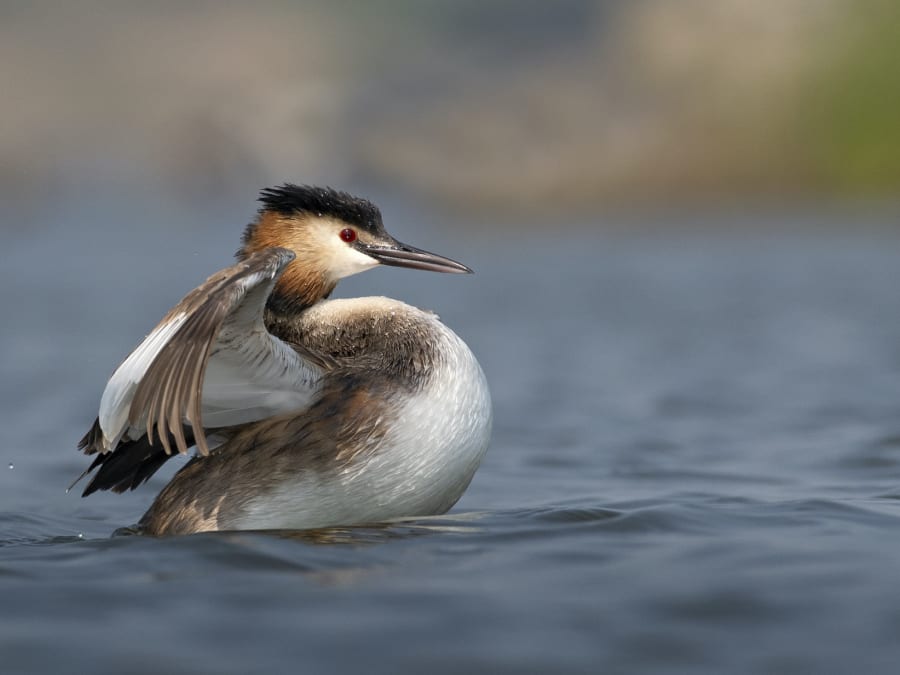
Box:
[74,184,492,535]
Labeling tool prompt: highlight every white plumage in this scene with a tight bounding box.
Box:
[236,300,492,530]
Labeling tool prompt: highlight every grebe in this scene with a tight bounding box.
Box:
[74,185,492,535]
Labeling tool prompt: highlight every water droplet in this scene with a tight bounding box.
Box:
[77,533,84,539]
[7,463,12,470]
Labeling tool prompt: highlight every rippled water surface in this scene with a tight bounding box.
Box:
[4,203,900,674]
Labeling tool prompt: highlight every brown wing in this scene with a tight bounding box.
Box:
[76,247,327,493]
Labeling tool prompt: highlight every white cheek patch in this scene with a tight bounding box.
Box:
[331,244,379,278]
[310,219,380,280]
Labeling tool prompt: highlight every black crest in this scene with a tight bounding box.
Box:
[258,184,382,232]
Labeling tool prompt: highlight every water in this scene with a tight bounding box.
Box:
[4,202,900,674]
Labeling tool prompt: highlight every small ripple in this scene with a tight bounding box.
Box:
[0,512,90,548]
[589,506,715,534]
[523,506,622,523]
[837,433,900,472]
[654,588,779,623]
[509,502,714,536]
[509,495,900,541]
[767,497,900,526]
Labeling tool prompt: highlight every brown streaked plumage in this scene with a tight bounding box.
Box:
[139,378,392,535]
[75,184,492,535]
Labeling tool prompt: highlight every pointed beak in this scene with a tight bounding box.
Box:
[360,240,473,274]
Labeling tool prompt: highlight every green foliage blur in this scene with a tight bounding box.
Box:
[801,0,900,195]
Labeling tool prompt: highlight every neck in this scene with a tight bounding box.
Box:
[239,210,337,317]
[265,269,337,317]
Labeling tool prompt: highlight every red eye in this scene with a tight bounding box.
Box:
[339,228,357,243]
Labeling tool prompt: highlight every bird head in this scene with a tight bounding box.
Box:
[239,184,471,313]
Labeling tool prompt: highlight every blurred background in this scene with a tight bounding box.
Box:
[1,0,897,226]
[4,4,900,674]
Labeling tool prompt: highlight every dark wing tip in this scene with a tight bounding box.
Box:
[78,418,104,454]
[76,430,194,497]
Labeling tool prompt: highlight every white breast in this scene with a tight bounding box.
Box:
[234,313,492,530]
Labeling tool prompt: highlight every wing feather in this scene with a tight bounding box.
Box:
[90,247,325,462]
